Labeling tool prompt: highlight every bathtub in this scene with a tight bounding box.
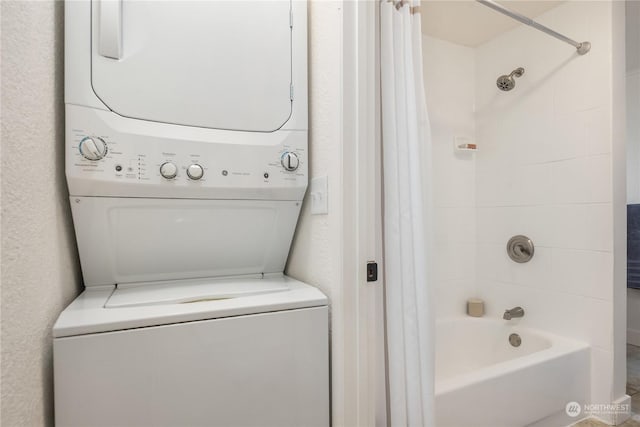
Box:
[435,317,590,427]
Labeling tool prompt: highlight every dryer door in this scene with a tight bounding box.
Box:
[91,0,292,132]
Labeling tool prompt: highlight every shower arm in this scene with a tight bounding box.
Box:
[476,0,591,55]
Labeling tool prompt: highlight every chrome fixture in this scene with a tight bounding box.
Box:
[496,67,525,91]
[509,333,522,347]
[507,235,534,263]
[503,306,525,320]
[476,0,591,55]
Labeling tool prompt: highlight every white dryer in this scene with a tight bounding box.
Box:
[54,1,328,426]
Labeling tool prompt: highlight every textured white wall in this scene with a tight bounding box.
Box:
[1,2,82,425]
[286,2,342,302]
[285,0,345,424]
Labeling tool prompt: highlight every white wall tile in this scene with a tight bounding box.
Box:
[423,35,477,317]
[432,145,476,208]
[552,110,592,161]
[517,163,554,206]
[477,243,553,291]
[433,242,475,283]
[553,54,609,115]
[550,204,613,251]
[434,207,476,244]
[434,279,477,318]
[549,109,611,162]
[552,155,612,204]
[551,248,613,301]
[476,206,555,247]
[476,162,553,207]
[425,35,476,210]
[511,112,557,166]
[552,2,611,114]
[591,347,614,407]
[475,166,517,207]
[477,244,613,302]
[586,107,612,157]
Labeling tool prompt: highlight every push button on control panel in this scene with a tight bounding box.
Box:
[159,162,178,179]
[187,164,204,180]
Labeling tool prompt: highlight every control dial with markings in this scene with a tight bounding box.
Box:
[281,152,299,171]
[187,164,204,180]
[159,162,178,179]
[79,137,108,161]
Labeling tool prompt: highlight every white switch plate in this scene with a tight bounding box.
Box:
[310,176,328,215]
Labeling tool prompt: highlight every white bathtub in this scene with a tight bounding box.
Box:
[435,317,590,427]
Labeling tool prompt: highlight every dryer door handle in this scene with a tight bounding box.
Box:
[98,0,122,59]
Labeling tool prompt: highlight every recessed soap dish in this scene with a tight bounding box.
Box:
[454,136,477,152]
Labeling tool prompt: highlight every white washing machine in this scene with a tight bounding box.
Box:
[53,1,329,426]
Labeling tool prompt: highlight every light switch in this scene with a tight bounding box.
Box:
[310,176,328,215]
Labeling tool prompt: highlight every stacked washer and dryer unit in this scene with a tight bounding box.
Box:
[53,1,329,426]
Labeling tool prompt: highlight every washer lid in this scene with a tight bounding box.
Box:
[91,0,292,132]
[53,275,327,338]
[105,275,289,308]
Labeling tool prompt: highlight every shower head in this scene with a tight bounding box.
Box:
[496,67,525,91]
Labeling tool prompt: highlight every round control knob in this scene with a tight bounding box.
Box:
[79,136,108,161]
[159,162,178,179]
[281,152,299,171]
[186,164,204,180]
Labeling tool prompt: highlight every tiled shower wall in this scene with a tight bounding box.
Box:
[422,35,476,319]
[474,0,616,409]
[423,0,623,411]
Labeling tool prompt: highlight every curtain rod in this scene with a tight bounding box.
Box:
[387,0,421,14]
[476,0,591,55]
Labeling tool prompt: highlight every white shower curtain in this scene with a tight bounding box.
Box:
[380,1,434,426]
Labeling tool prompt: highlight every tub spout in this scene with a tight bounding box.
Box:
[503,307,525,320]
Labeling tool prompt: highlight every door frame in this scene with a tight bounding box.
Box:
[337,1,385,426]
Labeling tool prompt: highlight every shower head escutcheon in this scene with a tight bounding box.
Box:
[496,67,525,91]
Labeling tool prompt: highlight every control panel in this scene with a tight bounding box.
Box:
[66,105,307,200]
